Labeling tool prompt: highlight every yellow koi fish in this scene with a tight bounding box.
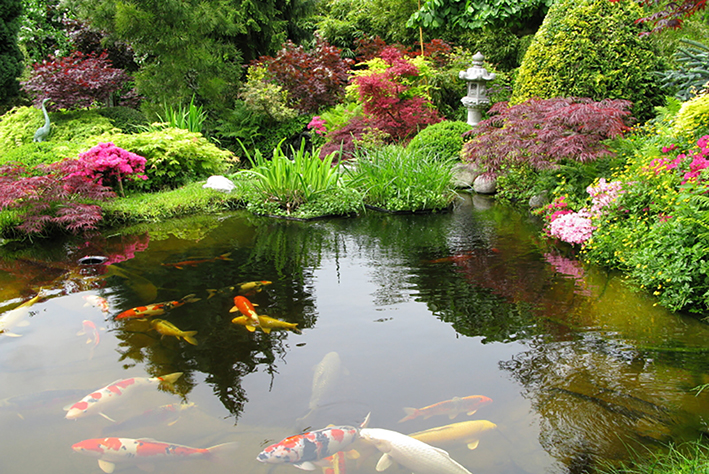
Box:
[408,420,497,450]
[398,395,493,422]
[206,280,272,299]
[231,314,301,334]
[150,319,198,345]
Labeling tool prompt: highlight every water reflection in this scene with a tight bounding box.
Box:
[1,198,709,474]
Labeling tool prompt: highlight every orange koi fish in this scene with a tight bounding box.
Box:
[229,295,260,327]
[72,437,238,473]
[398,395,493,423]
[161,252,232,270]
[114,294,201,320]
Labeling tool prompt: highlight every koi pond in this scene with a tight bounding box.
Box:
[2,194,709,474]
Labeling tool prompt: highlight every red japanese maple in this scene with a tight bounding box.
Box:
[255,37,353,114]
[21,51,130,110]
[0,161,115,236]
[462,97,633,176]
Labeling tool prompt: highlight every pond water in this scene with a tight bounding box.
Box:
[1,194,709,474]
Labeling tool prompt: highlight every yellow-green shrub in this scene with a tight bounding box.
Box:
[672,93,709,139]
[511,0,667,120]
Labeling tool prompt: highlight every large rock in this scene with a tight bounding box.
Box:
[473,174,496,194]
[451,162,482,188]
[203,175,236,193]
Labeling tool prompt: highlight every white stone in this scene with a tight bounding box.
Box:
[203,175,235,193]
[473,174,496,194]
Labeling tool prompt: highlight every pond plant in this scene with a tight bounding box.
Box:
[345,144,458,212]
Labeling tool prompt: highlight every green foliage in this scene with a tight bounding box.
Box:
[238,65,297,122]
[660,39,709,100]
[0,106,116,154]
[17,0,73,62]
[156,95,207,134]
[511,0,668,121]
[345,145,457,212]
[97,106,149,134]
[408,0,551,35]
[0,0,23,105]
[95,128,238,191]
[672,93,709,138]
[235,139,362,219]
[314,0,420,53]
[214,104,310,159]
[453,29,532,71]
[0,141,88,168]
[406,120,471,161]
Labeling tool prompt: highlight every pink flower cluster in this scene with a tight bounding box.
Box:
[648,135,709,184]
[586,178,625,216]
[70,142,148,185]
[307,116,327,136]
[549,210,595,245]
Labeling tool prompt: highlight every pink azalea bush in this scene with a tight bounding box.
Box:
[66,142,148,197]
[646,135,709,184]
[539,178,626,246]
[307,116,327,136]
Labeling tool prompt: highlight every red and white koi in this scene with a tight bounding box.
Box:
[257,413,370,471]
[83,295,110,314]
[65,372,183,421]
[398,395,493,423]
[114,294,200,320]
[72,437,238,473]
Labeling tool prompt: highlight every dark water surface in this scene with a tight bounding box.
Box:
[1,194,709,474]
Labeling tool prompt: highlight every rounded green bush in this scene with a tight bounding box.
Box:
[511,0,668,120]
[406,120,471,161]
[672,94,709,138]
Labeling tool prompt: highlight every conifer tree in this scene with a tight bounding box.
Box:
[0,0,23,105]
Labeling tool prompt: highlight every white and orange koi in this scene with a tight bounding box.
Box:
[72,437,238,473]
[65,372,183,421]
[257,413,370,471]
[0,293,43,337]
[398,395,493,423]
[83,295,110,314]
[77,320,103,360]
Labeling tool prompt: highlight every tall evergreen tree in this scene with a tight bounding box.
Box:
[72,0,315,111]
[0,0,24,105]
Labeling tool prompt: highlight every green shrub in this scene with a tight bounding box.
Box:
[659,39,709,101]
[511,0,668,120]
[95,128,238,191]
[406,120,471,161]
[0,106,117,155]
[672,93,709,139]
[0,141,88,168]
[98,106,150,133]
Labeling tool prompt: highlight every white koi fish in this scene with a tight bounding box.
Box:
[72,437,238,473]
[298,351,348,423]
[83,295,110,314]
[65,372,183,421]
[359,427,473,474]
[0,293,42,337]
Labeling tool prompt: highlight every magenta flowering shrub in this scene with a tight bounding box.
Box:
[646,135,709,184]
[308,116,327,136]
[65,142,148,197]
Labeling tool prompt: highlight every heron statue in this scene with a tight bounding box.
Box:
[33,98,51,142]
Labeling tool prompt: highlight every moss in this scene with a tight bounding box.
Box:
[511,0,668,120]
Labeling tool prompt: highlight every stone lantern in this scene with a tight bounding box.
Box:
[459,52,496,127]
